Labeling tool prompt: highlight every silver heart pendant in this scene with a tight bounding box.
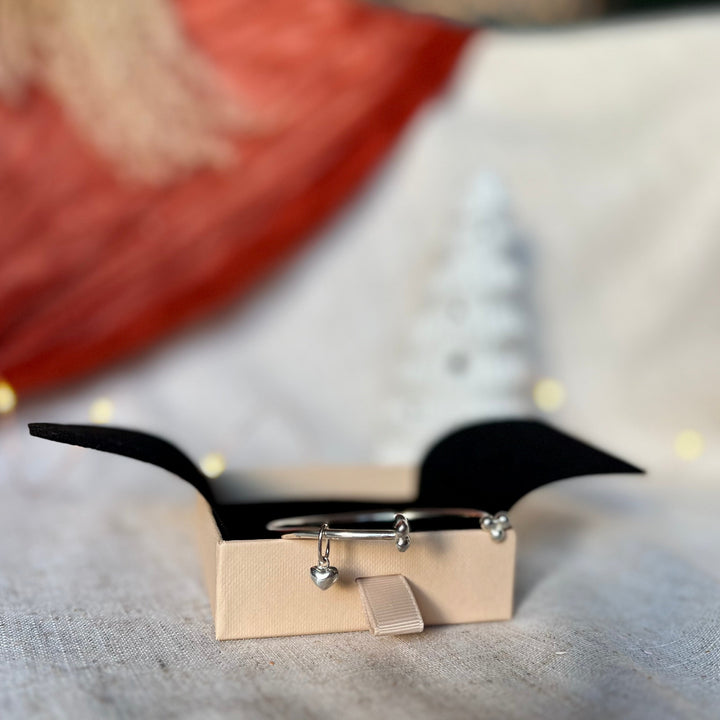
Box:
[310,564,339,590]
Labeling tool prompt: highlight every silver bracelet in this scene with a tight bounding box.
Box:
[267,508,511,589]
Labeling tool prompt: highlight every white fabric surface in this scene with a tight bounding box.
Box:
[2,459,718,719]
[3,12,720,718]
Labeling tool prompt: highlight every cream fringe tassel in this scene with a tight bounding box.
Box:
[0,0,242,182]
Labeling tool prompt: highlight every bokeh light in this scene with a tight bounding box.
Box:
[674,430,704,461]
[200,452,227,478]
[0,380,17,414]
[533,378,566,413]
[89,397,115,424]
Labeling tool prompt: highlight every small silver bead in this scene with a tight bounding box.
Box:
[480,512,511,543]
[396,536,411,552]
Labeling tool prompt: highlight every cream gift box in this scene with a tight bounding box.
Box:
[29,420,641,640]
[196,466,516,639]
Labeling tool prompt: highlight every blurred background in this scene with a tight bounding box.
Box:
[1,0,719,487]
[4,6,720,715]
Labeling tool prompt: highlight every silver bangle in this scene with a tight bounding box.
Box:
[268,510,412,552]
[268,508,512,590]
[267,507,512,545]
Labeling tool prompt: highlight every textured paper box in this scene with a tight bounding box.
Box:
[196,466,516,640]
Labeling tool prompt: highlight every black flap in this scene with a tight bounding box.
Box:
[29,419,642,540]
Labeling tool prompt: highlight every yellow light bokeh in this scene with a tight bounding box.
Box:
[0,380,17,414]
[89,397,115,424]
[200,452,227,478]
[533,378,566,413]
[674,429,704,461]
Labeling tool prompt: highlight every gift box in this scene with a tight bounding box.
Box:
[194,472,516,639]
[29,420,641,640]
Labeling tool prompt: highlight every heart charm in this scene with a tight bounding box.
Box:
[310,564,339,590]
